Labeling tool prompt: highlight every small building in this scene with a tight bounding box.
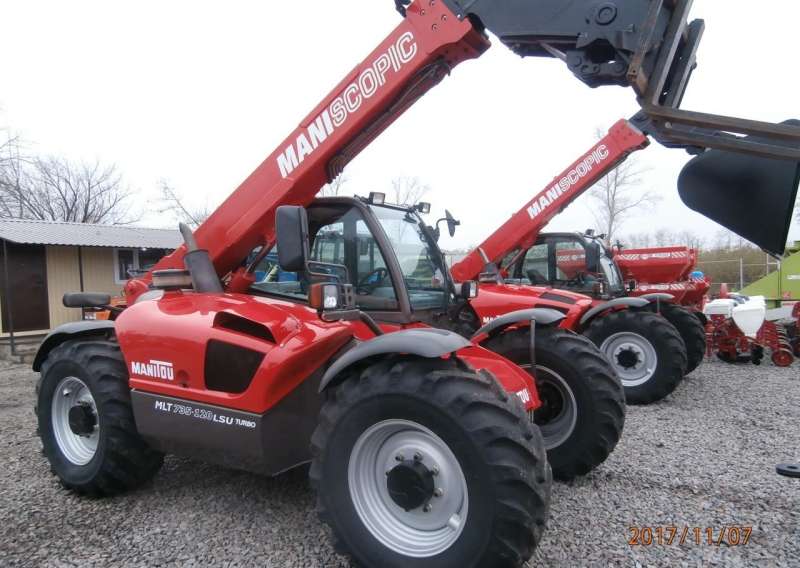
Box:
[0,219,181,342]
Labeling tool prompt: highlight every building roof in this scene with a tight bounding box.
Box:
[0,219,182,249]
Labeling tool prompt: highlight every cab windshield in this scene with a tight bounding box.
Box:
[370,205,449,312]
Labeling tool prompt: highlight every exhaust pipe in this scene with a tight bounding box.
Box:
[179,223,224,293]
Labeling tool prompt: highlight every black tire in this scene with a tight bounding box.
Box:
[660,304,707,374]
[309,357,551,568]
[483,327,625,481]
[584,310,687,405]
[36,340,164,496]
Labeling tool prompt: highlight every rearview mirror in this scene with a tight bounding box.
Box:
[276,206,309,272]
[445,209,460,238]
[678,119,800,256]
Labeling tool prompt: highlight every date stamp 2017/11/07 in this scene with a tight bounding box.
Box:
[628,526,752,547]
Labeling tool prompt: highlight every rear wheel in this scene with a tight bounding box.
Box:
[484,327,625,480]
[585,310,687,405]
[36,340,164,496]
[310,357,550,568]
[660,304,707,374]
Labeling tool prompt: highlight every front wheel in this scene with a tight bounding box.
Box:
[585,310,687,405]
[484,327,625,480]
[310,357,551,568]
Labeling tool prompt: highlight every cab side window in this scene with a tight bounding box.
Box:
[553,239,588,282]
[552,237,597,294]
[250,208,399,311]
[311,222,345,265]
[249,248,304,299]
[521,244,550,285]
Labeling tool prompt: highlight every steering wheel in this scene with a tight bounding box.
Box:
[357,268,389,295]
[526,269,547,285]
[566,272,586,286]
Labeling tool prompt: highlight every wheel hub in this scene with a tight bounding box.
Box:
[600,332,658,387]
[386,458,435,511]
[348,419,468,557]
[52,376,99,466]
[534,382,565,426]
[616,345,643,370]
[68,403,97,437]
[521,364,578,451]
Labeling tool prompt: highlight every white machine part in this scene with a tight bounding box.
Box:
[704,296,767,338]
[704,298,737,319]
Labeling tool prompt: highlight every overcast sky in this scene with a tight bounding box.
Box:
[1,0,798,250]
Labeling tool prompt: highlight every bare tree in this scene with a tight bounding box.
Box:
[0,154,137,224]
[587,132,659,244]
[391,176,430,206]
[676,230,705,251]
[0,128,29,219]
[620,232,652,249]
[318,172,349,198]
[712,228,750,251]
[157,179,211,228]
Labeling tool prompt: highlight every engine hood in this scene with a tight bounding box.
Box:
[469,282,592,325]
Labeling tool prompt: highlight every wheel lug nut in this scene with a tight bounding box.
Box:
[414,452,423,462]
[432,465,440,476]
[395,454,404,462]
[434,488,444,498]
[423,504,432,513]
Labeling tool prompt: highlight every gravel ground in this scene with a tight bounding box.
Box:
[1,359,798,567]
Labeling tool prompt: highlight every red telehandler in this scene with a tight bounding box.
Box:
[449,120,701,403]
[450,113,799,402]
[30,1,800,565]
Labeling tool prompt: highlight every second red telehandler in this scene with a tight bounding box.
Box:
[451,121,693,404]
[513,232,709,376]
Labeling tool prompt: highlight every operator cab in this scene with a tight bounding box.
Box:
[506,232,625,299]
[248,194,463,324]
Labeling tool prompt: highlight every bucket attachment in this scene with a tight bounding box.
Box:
[678,120,800,256]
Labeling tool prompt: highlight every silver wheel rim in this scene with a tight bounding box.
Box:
[521,364,577,450]
[348,419,468,558]
[51,376,99,465]
[600,332,658,387]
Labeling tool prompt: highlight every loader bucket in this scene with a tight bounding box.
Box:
[678,121,800,256]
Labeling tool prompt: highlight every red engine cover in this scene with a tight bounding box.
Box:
[115,291,540,413]
[469,283,591,330]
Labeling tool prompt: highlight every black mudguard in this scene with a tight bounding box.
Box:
[319,328,471,391]
[32,321,115,371]
[579,297,650,327]
[471,308,566,341]
[640,293,675,306]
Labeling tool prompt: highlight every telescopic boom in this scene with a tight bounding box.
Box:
[126,0,800,302]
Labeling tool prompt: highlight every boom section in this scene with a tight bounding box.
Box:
[133,4,488,295]
[451,120,648,282]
